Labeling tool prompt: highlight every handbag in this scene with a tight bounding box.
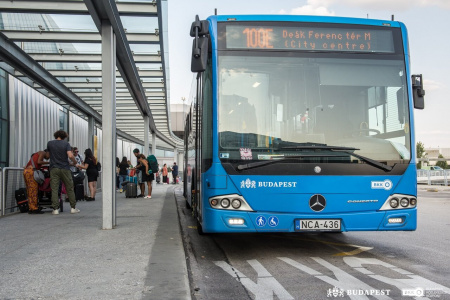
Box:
[30,155,45,185]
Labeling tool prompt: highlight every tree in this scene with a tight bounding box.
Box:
[436,154,448,169]
[416,141,426,169]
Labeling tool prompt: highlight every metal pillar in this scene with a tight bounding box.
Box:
[144,115,149,155]
[88,115,95,151]
[101,21,116,230]
[152,132,156,155]
[174,147,178,165]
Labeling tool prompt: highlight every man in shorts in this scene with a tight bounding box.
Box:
[133,148,145,197]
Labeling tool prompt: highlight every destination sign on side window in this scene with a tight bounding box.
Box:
[224,25,395,53]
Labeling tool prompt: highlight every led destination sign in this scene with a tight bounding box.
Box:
[224,24,395,53]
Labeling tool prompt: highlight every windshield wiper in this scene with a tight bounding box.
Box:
[281,145,359,151]
[330,149,393,172]
[282,144,392,172]
[237,154,345,171]
[237,145,393,172]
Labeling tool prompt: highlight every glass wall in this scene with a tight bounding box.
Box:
[0,69,8,167]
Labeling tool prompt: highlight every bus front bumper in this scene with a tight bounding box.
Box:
[201,208,417,233]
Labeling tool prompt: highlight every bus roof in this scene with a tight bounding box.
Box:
[208,15,403,28]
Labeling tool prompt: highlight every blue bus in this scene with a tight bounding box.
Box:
[184,15,425,234]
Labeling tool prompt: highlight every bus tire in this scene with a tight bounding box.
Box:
[197,219,205,235]
[186,198,191,209]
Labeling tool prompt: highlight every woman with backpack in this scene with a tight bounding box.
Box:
[76,148,98,201]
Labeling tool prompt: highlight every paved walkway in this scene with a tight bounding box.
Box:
[417,183,450,192]
[0,183,190,300]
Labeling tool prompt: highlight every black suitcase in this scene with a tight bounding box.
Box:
[75,184,84,201]
[125,183,137,198]
[15,188,29,213]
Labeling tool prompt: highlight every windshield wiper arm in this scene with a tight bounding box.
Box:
[281,145,359,151]
[331,149,393,172]
[237,154,343,171]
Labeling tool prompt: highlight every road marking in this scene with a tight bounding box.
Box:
[344,257,450,297]
[187,226,197,229]
[282,236,374,256]
[214,260,294,300]
[215,257,450,299]
[280,257,391,300]
[333,246,374,256]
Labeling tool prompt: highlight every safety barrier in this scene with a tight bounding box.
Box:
[1,167,27,216]
[417,169,449,186]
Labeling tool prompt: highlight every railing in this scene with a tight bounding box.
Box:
[417,169,450,186]
[1,167,27,216]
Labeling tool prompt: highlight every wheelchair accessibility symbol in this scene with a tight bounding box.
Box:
[268,216,279,227]
[256,216,266,227]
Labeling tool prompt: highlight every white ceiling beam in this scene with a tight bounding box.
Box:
[3,30,159,44]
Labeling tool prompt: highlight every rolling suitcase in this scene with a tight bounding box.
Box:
[75,184,84,201]
[125,183,137,198]
[15,188,29,213]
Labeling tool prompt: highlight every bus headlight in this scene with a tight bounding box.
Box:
[231,199,241,209]
[389,198,399,208]
[400,198,409,207]
[221,198,230,208]
[209,194,254,211]
[380,194,417,210]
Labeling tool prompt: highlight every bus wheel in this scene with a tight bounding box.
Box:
[186,198,191,209]
[197,219,205,235]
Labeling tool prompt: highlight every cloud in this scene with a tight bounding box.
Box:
[285,0,450,13]
[424,79,442,91]
[280,0,335,16]
[338,0,450,11]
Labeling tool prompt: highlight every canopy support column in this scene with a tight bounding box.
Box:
[102,20,117,230]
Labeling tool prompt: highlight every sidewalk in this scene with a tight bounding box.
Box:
[417,183,450,192]
[0,183,190,300]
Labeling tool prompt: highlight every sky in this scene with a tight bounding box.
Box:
[167,0,450,149]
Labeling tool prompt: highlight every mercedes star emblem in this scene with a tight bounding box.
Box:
[309,194,326,212]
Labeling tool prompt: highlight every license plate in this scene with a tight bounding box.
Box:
[295,219,341,231]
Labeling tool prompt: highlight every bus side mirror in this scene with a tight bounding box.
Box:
[412,74,425,109]
[190,16,209,73]
[191,37,209,72]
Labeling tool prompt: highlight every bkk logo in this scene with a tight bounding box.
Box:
[371,179,393,190]
[240,178,297,189]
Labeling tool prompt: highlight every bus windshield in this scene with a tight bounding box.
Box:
[218,51,410,166]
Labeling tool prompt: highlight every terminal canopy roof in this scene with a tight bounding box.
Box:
[0,0,182,150]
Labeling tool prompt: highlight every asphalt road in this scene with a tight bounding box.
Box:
[175,188,450,300]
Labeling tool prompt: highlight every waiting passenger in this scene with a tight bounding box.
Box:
[162,163,168,184]
[76,148,99,201]
[46,130,79,214]
[118,156,129,192]
[137,154,154,198]
[23,149,50,214]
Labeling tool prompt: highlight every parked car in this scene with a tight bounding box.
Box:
[422,166,444,171]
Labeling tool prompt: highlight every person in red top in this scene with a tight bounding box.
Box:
[23,149,50,214]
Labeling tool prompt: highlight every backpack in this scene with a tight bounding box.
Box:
[146,155,158,174]
[96,161,102,171]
